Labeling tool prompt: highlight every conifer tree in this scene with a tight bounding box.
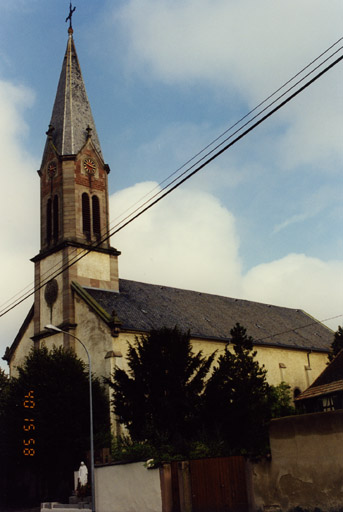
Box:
[1,346,109,507]
[109,326,214,451]
[328,326,343,362]
[203,323,272,454]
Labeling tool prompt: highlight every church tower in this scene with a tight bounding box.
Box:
[31,26,120,346]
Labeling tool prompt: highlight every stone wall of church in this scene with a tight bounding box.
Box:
[73,295,114,379]
[181,336,327,397]
[105,331,328,400]
[9,317,34,374]
[254,344,326,391]
[76,249,119,291]
[39,252,64,329]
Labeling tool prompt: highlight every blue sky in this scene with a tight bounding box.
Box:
[0,1,342,369]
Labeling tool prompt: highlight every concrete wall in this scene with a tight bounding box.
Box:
[94,462,162,512]
[252,410,343,511]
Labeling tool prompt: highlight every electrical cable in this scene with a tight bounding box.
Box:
[0,44,342,318]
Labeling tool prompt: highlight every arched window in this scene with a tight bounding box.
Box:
[82,193,91,238]
[53,195,59,241]
[46,198,52,245]
[92,195,101,238]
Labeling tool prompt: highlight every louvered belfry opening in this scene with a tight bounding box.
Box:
[92,195,101,238]
[82,192,91,239]
[53,195,59,241]
[46,198,52,245]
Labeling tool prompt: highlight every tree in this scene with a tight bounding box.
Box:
[0,369,10,501]
[110,324,294,460]
[268,381,295,418]
[203,323,277,454]
[108,327,214,451]
[328,326,343,362]
[2,346,109,507]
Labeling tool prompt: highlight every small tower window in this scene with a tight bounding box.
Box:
[46,198,52,245]
[53,195,59,241]
[82,193,91,239]
[92,195,101,238]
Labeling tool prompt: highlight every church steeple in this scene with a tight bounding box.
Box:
[42,28,102,161]
[31,24,120,341]
[37,26,116,254]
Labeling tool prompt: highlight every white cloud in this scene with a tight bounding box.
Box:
[0,80,38,248]
[117,0,342,94]
[110,182,243,295]
[243,254,343,331]
[110,182,343,332]
[115,0,343,172]
[275,65,343,171]
[0,80,38,370]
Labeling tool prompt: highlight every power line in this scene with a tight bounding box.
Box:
[0,44,342,318]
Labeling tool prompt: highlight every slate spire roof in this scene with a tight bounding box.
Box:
[42,27,102,161]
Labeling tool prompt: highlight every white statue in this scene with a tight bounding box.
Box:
[78,461,88,486]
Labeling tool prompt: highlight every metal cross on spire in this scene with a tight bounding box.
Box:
[65,2,76,29]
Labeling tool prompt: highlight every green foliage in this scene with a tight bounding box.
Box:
[111,435,187,466]
[328,325,343,362]
[269,381,295,418]
[109,324,297,460]
[108,326,215,451]
[2,346,110,507]
[0,369,10,471]
[203,323,272,454]
[111,435,157,463]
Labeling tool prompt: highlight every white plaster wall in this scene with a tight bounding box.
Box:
[95,462,162,512]
[77,250,111,281]
[74,296,114,379]
[254,345,327,391]
[179,336,328,396]
[40,251,64,329]
[10,315,34,377]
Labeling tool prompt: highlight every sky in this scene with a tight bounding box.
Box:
[0,1,342,370]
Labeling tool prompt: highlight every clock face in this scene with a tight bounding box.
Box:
[83,158,97,175]
[47,161,57,178]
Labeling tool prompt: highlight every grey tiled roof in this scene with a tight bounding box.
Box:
[42,32,102,161]
[84,279,333,351]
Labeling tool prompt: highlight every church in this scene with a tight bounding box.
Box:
[4,25,334,426]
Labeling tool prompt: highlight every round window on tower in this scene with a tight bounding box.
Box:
[44,279,58,307]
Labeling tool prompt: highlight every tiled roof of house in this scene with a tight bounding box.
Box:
[82,279,333,351]
[295,379,343,400]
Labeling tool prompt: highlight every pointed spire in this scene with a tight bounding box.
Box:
[44,29,103,159]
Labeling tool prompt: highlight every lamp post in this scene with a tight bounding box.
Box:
[44,324,96,512]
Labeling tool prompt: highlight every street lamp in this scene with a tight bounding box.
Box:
[44,324,96,512]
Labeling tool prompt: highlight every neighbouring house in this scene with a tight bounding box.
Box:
[3,24,334,435]
[294,348,343,413]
